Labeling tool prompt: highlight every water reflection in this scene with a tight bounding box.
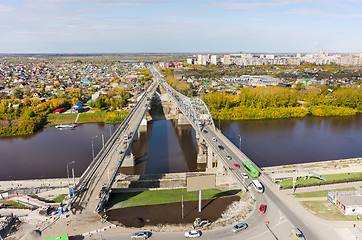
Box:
[121,120,199,175]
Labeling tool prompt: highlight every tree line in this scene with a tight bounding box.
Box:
[201,85,361,120]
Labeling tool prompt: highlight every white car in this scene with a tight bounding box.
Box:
[241,173,249,179]
[231,223,248,233]
[185,230,201,238]
[131,231,151,239]
[212,137,217,142]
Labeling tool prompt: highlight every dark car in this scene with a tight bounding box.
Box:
[218,145,224,150]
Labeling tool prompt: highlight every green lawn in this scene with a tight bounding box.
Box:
[278,172,362,189]
[46,113,78,126]
[51,194,67,203]
[293,187,356,198]
[301,200,358,221]
[107,188,241,209]
[76,111,106,123]
[4,201,29,209]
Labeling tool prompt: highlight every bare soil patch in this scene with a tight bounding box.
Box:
[107,195,240,228]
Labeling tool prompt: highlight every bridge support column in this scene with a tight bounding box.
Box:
[197,143,207,164]
[122,153,135,167]
[138,118,148,138]
[177,111,190,126]
[207,146,214,170]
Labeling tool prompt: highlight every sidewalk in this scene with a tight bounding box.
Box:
[281,181,362,194]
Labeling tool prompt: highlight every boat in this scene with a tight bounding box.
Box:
[55,124,77,129]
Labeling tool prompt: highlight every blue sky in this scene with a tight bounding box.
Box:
[0,0,361,53]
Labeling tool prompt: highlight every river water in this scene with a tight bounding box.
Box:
[220,114,362,167]
[1,114,361,180]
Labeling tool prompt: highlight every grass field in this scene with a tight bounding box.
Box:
[51,194,67,203]
[46,113,78,126]
[301,200,358,221]
[4,201,29,209]
[292,187,356,198]
[107,188,242,209]
[278,172,362,189]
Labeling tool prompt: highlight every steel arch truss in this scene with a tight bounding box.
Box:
[181,97,215,128]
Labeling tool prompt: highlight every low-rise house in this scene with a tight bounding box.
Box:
[328,189,362,215]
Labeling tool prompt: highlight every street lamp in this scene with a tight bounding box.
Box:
[91,136,98,160]
[238,134,242,151]
[67,161,75,195]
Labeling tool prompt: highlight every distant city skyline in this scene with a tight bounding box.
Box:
[0,0,361,53]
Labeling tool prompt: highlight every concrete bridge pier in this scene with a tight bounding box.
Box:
[177,110,190,126]
[122,152,135,167]
[138,117,148,138]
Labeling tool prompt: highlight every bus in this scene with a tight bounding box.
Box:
[242,161,260,178]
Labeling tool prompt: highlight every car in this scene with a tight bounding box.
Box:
[231,223,248,233]
[185,230,201,238]
[291,228,306,240]
[259,204,266,214]
[241,173,249,179]
[234,163,240,168]
[226,154,232,160]
[203,130,208,133]
[218,145,224,150]
[131,231,151,239]
[212,137,217,142]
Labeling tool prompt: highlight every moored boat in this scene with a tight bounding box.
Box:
[55,124,77,129]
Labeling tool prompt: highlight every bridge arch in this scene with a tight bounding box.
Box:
[181,97,215,128]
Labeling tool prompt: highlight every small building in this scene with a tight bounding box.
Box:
[71,103,82,113]
[328,189,362,215]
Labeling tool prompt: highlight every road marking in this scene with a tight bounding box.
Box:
[335,228,357,240]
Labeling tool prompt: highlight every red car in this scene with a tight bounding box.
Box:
[259,204,266,214]
[234,163,240,168]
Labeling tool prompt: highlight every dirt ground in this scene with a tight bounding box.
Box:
[106,195,240,228]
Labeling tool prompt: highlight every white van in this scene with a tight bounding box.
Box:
[252,180,264,193]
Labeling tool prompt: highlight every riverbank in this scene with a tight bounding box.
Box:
[262,158,362,189]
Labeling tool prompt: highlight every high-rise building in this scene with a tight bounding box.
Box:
[224,54,231,65]
[210,55,217,65]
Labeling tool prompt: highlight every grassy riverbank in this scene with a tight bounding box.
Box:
[278,172,362,189]
[45,110,129,127]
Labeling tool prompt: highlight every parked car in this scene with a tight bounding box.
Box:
[292,228,306,240]
[212,137,217,142]
[203,130,208,133]
[231,223,248,233]
[131,231,151,239]
[226,154,232,160]
[241,173,249,179]
[234,163,240,168]
[185,230,201,238]
[259,204,266,214]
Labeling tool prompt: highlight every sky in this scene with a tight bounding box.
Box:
[0,0,361,53]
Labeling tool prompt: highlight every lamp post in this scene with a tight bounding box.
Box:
[67,161,75,195]
[91,136,98,160]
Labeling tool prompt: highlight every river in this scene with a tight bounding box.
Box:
[0,114,361,180]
